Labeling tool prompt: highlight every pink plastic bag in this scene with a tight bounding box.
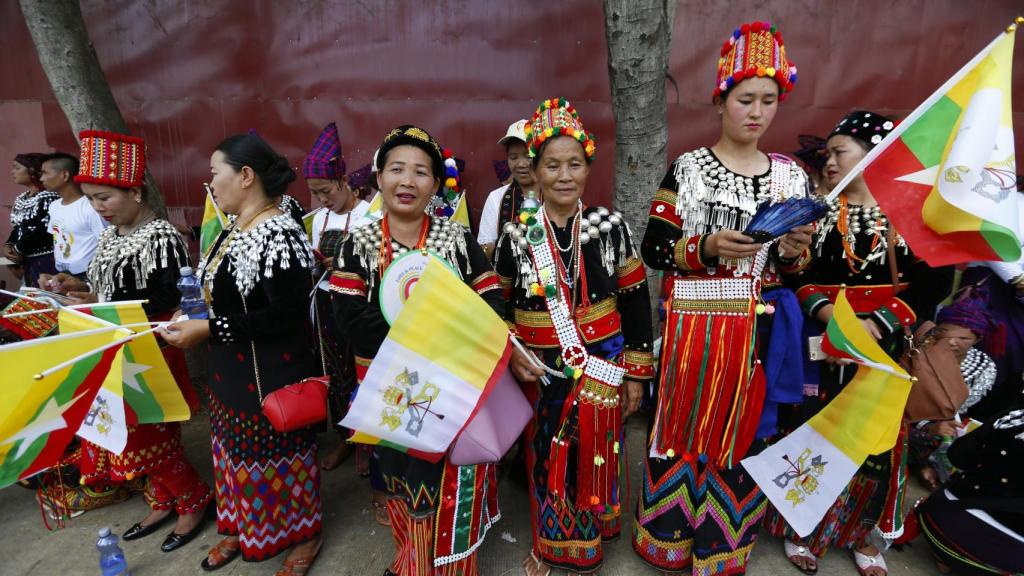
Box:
[449,369,532,465]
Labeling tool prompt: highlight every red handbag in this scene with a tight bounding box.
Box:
[260,376,330,433]
[242,298,330,433]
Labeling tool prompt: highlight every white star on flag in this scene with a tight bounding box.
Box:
[121,360,151,393]
[894,165,940,187]
[1,391,90,460]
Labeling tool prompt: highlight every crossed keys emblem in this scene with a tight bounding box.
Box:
[379,368,444,437]
[772,448,828,507]
[83,396,113,436]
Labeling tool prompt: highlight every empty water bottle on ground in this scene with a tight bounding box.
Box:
[177,266,208,319]
[97,526,130,576]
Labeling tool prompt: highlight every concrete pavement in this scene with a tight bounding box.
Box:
[0,410,944,575]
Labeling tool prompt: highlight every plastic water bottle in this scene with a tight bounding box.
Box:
[177,266,208,319]
[97,527,130,576]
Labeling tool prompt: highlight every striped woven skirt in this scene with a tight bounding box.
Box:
[633,455,767,575]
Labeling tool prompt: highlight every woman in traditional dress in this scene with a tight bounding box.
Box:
[912,405,1024,576]
[4,153,58,286]
[162,132,322,574]
[331,125,502,576]
[764,111,954,576]
[959,256,1024,420]
[302,122,373,472]
[634,21,814,575]
[908,289,1001,490]
[494,98,654,576]
[56,131,211,551]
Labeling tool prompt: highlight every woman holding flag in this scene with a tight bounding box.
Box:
[162,132,323,574]
[54,130,212,552]
[494,98,654,576]
[764,111,955,576]
[330,124,503,576]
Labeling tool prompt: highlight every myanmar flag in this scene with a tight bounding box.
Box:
[742,289,912,537]
[200,188,227,256]
[341,256,513,462]
[0,327,126,487]
[857,29,1020,266]
[62,303,192,425]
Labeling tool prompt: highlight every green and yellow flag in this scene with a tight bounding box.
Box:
[0,326,126,487]
[200,187,227,256]
[833,25,1021,266]
[61,303,191,425]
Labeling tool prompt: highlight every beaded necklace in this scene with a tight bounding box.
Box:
[200,203,278,300]
[542,203,591,313]
[817,193,904,272]
[378,214,430,278]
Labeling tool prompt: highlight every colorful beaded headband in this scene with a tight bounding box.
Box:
[75,130,146,188]
[524,98,596,160]
[714,21,797,102]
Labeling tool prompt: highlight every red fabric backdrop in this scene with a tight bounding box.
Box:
[1,0,1021,257]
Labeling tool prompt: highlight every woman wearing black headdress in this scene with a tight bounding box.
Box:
[765,111,955,576]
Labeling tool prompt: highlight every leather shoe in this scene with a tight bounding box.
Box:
[160,513,208,552]
[123,513,174,541]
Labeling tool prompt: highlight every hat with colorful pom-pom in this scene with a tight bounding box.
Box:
[524,98,596,160]
[714,21,797,102]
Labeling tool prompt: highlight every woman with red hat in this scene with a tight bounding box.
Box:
[635,21,814,575]
[495,98,655,576]
[56,130,212,553]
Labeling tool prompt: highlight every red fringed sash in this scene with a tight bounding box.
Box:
[651,279,766,469]
[547,363,623,513]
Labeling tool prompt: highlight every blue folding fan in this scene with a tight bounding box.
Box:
[742,196,828,243]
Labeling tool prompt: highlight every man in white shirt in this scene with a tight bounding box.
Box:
[39,153,108,282]
[477,119,538,260]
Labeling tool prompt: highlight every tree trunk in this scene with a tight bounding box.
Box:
[604,0,676,320]
[19,0,166,218]
[603,0,676,244]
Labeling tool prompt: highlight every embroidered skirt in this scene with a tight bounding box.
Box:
[379,447,499,574]
[633,454,767,575]
[209,394,321,561]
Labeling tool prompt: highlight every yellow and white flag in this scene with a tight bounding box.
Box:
[341,257,512,461]
[741,290,913,537]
